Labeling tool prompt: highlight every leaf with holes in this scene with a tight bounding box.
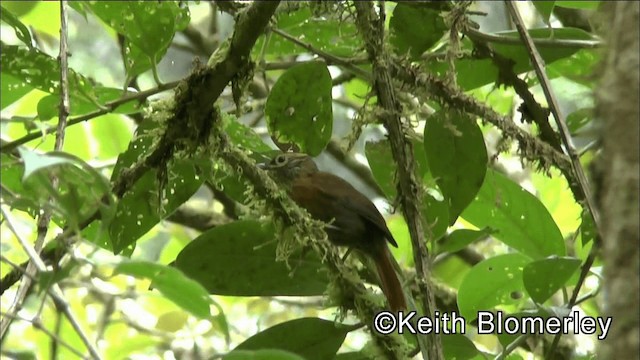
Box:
[523,256,581,304]
[461,169,566,259]
[0,43,97,108]
[457,253,532,320]
[256,7,360,58]
[109,119,204,254]
[174,220,330,296]
[265,61,333,156]
[86,1,189,79]
[424,111,487,225]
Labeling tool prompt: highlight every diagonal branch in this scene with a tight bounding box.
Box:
[0,0,281,304]
[504,1,601,232]
[353,2,443,359]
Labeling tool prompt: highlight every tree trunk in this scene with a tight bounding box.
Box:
[596,2,640,359]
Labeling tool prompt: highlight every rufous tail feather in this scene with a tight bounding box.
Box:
[374,246,406,312]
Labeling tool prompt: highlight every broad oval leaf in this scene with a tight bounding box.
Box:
[523,256,581,304]
[114,260,213,319]
[234,318,352,360]
[457,253,532,320]
[174,220,330,296]
[461,169,566,259]
[424,111,487,225]
[265,61,333,156]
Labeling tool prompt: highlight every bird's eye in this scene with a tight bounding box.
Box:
[274,155,287,165]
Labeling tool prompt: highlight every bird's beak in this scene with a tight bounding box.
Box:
[257,162,268,170]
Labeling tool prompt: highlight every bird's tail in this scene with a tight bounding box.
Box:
[374,246,406,312]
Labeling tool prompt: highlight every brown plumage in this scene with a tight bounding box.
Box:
[261,152,406,311]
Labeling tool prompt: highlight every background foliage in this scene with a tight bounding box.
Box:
[1,1,609,359]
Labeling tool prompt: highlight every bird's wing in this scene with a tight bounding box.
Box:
[301,172,398,248]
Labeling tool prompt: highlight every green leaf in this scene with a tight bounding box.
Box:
[424,111,487,225]
[365,140,431,199]
[224,114,271,153]
[442,333,479,360]
[437,228,493,255]
[566,107,593,134]
[0,43,98,104]
[428,28,594,90]
[18,148,74,180]
[335,352,371,360]
[1,5,33,47]
[495,309,552,347]
[580,209,597,246]
[523,256,581,303]
[234,318,351,360]
[257,7,360,58]
[265,61,333,156]
[491,28,595,68]
[174,220,330,296]
[224,349,305,360]
[457,254,532,320]
[9,150,111,231]
[422,192,449,242]
[1,73,33,110]
[532,2,556,23]
[547,49,600,86]
[109,120,204,254]
[390,3,447,59]
[555,1,600,10]
[366,140,447,240]
[462,169,566,259]
[114,260,212,319]
[89,114,134,160]
[85,1,189,80]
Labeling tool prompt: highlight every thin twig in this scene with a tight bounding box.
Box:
[270,28,371,80]
[0,312,88,359]
[0,81,179,153]
[464,27,601,49]
[1,207,102,359]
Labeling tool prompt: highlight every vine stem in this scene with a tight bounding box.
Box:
[499,2,603,358]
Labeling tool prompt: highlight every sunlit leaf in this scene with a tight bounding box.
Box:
[462,170,566,259]
[114,260,212,318]
[458,253,532,320]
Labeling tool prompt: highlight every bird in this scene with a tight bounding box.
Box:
[260,152,406,311]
